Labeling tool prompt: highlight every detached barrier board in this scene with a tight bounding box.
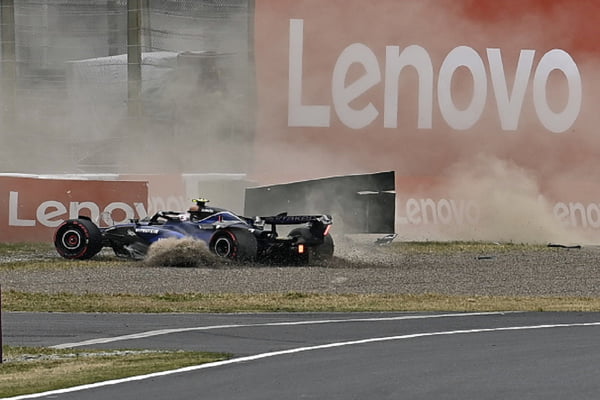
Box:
[244,171,396,234]
[0,176,147,243]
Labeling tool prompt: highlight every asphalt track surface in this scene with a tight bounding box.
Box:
[3,311,600,399]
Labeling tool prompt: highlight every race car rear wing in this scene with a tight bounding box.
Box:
[260,213,332,226]
[253,213,332,237]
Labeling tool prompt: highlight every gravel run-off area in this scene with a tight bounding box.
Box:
[2,238,600,298]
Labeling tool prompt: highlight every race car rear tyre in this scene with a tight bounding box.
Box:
[54,218,103,260]
[289,227,334,265]
[210,228,257,262]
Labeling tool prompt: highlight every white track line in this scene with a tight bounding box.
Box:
[51,312,509,349]
[6,321,600,400]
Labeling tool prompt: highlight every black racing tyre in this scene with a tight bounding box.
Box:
[210,228,257,261]
[289,227,335,265]
[315,233,335,259]
[54,218,103,260]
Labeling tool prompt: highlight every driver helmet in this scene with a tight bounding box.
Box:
[188,198,209,220]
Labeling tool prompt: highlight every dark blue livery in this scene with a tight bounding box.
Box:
[54,199,334,264]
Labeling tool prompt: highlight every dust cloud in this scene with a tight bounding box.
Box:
[437,155,585,244]
[144,237,222,268]
[426,1,600,244]
[0,2,251,176]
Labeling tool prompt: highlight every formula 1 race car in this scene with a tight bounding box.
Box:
[54,199,334,265]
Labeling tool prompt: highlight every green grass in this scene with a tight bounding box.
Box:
[0,242,135,270]
[383,241,549,254]
[0,242,52,253]
[4,290,600,313]
[0,346,229,398]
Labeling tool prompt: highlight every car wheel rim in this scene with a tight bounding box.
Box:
[214,237,232,257]
[62,230,82,250]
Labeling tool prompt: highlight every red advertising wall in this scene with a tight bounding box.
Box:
[0,177,147,243]
[252,0,600,242]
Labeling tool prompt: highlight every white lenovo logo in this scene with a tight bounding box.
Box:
[8,191,148,227]
[288,19,582,133]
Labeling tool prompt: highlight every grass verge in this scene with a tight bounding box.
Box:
[0,346,229,398]
[4,290,600,313]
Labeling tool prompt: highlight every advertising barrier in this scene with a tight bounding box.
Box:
[252,0,600,242]
[0,176,147,243]
[0,174,250,243]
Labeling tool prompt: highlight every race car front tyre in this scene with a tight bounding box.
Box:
[54,218,103,260]
[210,228,257,262]
[289,227,335,265]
